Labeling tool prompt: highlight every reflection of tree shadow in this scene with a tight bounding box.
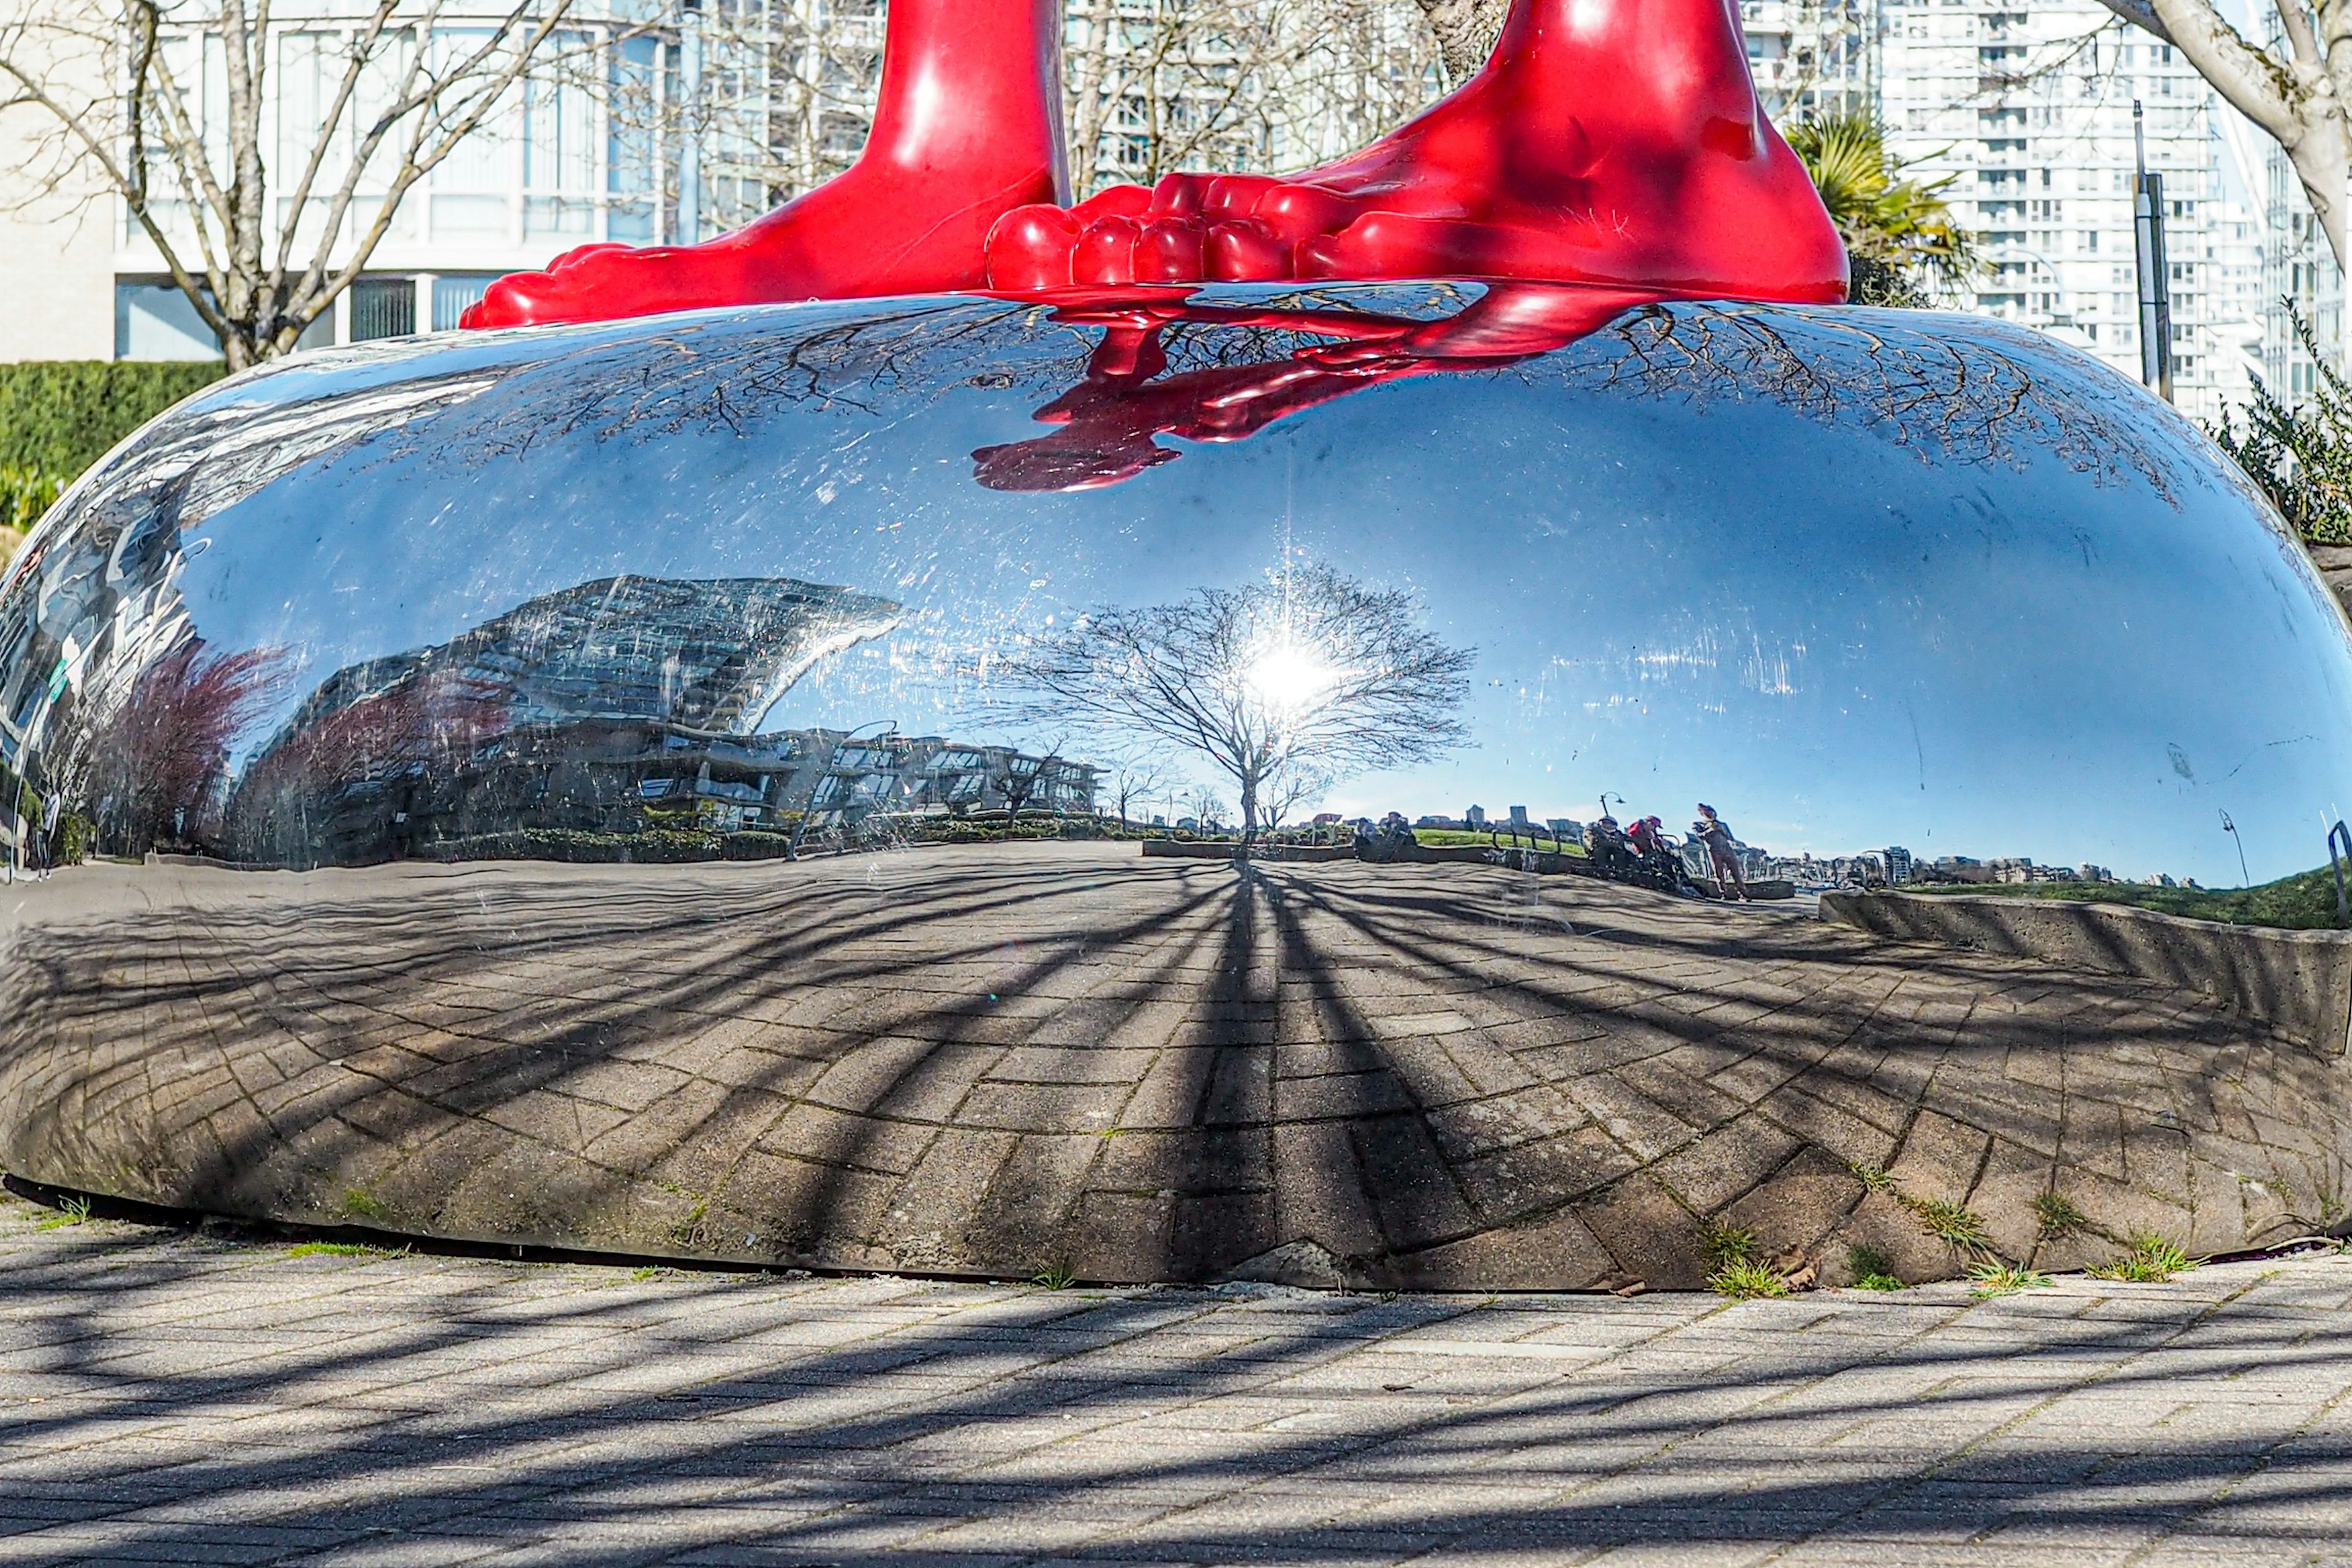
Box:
[2,847,2335,1288]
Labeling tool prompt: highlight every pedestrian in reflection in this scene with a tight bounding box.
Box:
[33,793,59,879]
[1693,803,1747,901]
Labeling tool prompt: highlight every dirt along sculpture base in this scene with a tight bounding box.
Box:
[6,845,2345,1290]
[5,290,2352,1288]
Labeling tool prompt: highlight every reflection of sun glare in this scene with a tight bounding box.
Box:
[1246,638,1343,717]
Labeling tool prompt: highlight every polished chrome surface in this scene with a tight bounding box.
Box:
[4,284,2345,884]
[4,285,2350,1284]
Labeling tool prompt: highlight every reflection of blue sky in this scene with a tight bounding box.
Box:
[172,298,2352,886]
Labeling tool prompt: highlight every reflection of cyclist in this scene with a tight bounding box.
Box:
[1357,812,1419,864]
[1626,815,1665,858]
[1694,803,1748,900]
[1587,813,1633,877]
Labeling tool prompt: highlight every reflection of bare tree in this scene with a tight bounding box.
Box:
[75,640,279,856]
[1105,755,1170,827]
[1561,304,2185,500]
[995,563,1471,839]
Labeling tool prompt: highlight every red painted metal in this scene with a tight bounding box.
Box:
[973,281,1664,492]
[463,0,1844,331]
[461,0,1069,328]
[987,0,1845,301]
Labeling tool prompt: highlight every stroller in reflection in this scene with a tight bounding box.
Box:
[1585,812,1686,894]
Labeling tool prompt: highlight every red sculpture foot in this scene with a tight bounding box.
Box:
[464,0,1068,329]
[986,0,1845,302]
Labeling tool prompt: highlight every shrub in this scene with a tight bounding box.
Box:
[2211,303,2352,546]
[1,465,62,532]
[0,362,228,479]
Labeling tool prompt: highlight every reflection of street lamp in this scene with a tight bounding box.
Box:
[788,718,895,861]
[2220,809,2249,888]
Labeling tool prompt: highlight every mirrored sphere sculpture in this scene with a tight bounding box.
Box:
[4,284,2350,1288]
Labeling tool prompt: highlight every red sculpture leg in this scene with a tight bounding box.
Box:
[986,0,1845,302]
[973,282,1660,492]
[464,0,1069,329]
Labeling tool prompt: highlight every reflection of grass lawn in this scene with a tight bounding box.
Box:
[1414,828,1588,856]
[1915,865,2346,931]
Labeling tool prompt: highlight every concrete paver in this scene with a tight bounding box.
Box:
[4,1194,2351,1566]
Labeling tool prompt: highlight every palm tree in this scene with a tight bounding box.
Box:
[1784,114,1979,307]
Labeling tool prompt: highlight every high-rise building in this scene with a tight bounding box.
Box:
[1879,1,2263,421]
[1741,0,1879,119]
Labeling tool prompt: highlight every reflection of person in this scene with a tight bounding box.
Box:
[1357,811,1419,864]
[1626,815,1666,858]
[1693,803,1747,901]
[32,793,59,878]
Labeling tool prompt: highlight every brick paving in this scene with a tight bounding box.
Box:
[2,845,2346,1288]
[2,1193,2351,1567]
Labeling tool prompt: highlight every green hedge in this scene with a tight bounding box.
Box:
[0,361,229,477]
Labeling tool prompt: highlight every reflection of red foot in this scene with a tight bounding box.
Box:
[987,0,1844,302]
[973,282,1659,492]
[464,0,1068,329]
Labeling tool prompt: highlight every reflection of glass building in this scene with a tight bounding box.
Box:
[223,575,1095,865]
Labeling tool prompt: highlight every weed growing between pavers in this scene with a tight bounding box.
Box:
[1967,1262,2055,1298]
[2034,1193,2089,1239]
[284,1242,405,1259]
[1032,1262,1077,1290]
[2087,1234,2196,1283]
[33,1196,91,1232]
[1846,1244,1905,1291]
[1906,1196,1994,1254]
[1845,1160,1899,1195]
[340,1187,393,1224]
[1704,1221,1798,1298]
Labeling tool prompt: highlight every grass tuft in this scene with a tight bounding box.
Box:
[1032,1262,1077,1291]
[2086,1234,2194,1283]
[2032,1193,2089,1239]
[1846,1161,1899,1195]
[34,1195,92,1232]
[1905,1196,1992,1254]
[1702,1220,1762,1268]
[285,1242,398,1259]
[1706,1257,1791,1299]
[1967,1262,2055,1298]
[1845,1243,1905,1291]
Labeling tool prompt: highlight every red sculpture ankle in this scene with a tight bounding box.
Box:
[462,0,1069,328]
[986,0,1845,303]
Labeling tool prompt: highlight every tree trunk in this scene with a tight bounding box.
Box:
[1412,0,1507,81]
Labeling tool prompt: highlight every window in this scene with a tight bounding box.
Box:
[350,277,416,341]
[431,274,505,330]
[114,281,220,360]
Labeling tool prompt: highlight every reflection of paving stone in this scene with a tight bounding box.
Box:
[3,843,2346,1287]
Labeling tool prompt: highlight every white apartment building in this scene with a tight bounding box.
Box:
[1879,0,2264,421]
[1741,0,1879,119]
[0,1,708,363]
